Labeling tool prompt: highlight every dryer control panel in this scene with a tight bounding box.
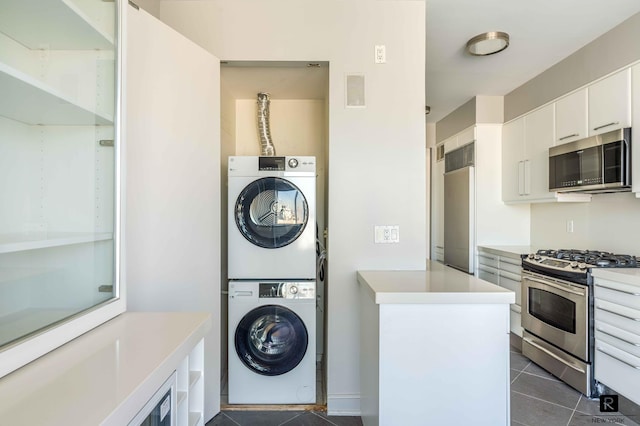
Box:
[259,282,315,300]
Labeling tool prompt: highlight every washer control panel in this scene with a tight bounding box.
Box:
[259,282,315,299]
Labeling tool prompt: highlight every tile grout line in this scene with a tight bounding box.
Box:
[278,412,305,426]
[221,412,242,426]
[510,359,531,384]
[565,394,583,426]
[511,390,579,412]
[311,411,341,426]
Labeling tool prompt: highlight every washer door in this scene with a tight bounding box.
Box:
[235,305,308,376]
[235,177,308,249]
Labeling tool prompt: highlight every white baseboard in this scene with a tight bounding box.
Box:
[327,393,361,416]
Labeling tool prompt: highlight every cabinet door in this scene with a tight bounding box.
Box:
[501,117,525,202]
[125,5,221,420]
[430,153,445,257]
[588,69,631,136]
[632,65,640,195]
[524,104,555,200]
[555,89,587,144]
[443,136,457,154]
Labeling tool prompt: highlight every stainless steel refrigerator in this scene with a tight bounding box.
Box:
[443,143,475,274]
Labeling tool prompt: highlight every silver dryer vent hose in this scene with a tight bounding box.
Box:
[257,92,276,156]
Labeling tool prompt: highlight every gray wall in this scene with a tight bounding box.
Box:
[435,97,475,142]
[505,12,640,121]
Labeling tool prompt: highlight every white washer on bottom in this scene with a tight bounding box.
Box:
[228,280,316,404]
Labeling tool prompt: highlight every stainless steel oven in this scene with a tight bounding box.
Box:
[521,270,593,396]
[521,249,639,398]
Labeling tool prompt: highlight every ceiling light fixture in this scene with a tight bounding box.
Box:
[466,31,510,56]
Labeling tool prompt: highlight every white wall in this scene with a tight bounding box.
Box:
[530,193,640,255]
[160,0,426,414]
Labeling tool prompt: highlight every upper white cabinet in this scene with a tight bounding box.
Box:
[555,88,588,144]
[502,104,557,202]
[0,0,121,378]
[588,68,631,136]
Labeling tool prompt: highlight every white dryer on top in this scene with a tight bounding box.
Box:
[228,156,316,280]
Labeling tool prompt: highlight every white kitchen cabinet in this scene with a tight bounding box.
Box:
[588,68,631,136]
[442,126,476,154]
[430,148,445,262]
[478,246,527,337]
[593,269,640,406]
[0,0,122,378]
[555,88,588,144]
[502,105,555,202]
[632,64,640,197]
[502,104,590,204]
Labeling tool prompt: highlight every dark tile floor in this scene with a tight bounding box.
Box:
[208,344,640,426]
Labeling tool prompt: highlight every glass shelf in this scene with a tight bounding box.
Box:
[0,232,113,254]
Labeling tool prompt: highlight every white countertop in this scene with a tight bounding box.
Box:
[358,261,516,305]
[478,245,535,259]
[0,311,211,426]
[592,268,640,286]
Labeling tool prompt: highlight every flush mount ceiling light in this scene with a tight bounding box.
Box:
[466,31,510,56]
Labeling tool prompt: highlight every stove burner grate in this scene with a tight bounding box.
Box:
[535,249,638,268]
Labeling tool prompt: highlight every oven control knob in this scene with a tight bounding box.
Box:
[578,263,587,270]
[534,255,541,261]
[528,253,535,259]
[570,261,578,268]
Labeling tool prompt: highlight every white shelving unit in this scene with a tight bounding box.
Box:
[0,0,119,378]
[177,339,205,426]
[0,232,113,254]
[0,62,113,125]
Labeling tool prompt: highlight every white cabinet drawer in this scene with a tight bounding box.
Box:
[595,279,640,311]
[595,340,640,405]
[499,273,522,306]
[478,265,499,285]
[499,257,521,275]
[478,254,499,268]
[595,299,640,335]
[595,321,640,358]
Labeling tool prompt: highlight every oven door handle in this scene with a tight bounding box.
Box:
[525,276,585,296]
[596,347,640,370]
[522,337,586,373]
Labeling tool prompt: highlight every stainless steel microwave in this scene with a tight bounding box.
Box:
[549,127,631,193]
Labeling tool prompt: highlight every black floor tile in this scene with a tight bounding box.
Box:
[280,412,333,425]
[207,412,240,426]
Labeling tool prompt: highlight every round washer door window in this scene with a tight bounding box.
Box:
[235,177,308,249]
[235,305,308,376]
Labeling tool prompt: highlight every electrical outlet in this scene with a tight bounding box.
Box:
[375,225,399,243]
[375,45,386,64]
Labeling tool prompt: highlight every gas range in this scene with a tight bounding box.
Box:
[522,249,639,285]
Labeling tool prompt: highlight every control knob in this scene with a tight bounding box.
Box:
[289,285,299,295]
[528,253,535,259]
[534,255,541,261]
[288,158,299,168]
[577,263,587,270]
[570,261,578,268]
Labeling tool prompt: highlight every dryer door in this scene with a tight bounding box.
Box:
[235,177,308,249]
[234,305,309,376]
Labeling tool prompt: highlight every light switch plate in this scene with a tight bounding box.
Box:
[375,225,399,243]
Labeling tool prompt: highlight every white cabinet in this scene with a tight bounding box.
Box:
[502,105,555,202]
[478,247,525,337]
[632,64,640,196]
[593,270,640,406]
[0,0,121,378]
[443,127,475,154]
[502,104,590,204]
[555,88,588,144]
[588,68,631,136]
[430,149,445,262]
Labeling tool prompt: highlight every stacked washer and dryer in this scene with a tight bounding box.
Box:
[227,155,317,404]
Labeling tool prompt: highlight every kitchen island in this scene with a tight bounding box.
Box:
[358,261,515,426]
